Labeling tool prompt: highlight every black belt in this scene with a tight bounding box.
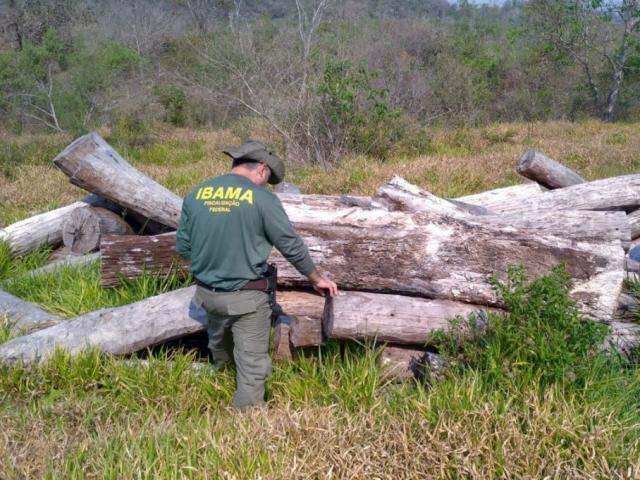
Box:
[195,277,269,292]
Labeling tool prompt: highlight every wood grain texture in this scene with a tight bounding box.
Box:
[517,150,585,189]
[277,290,325,347]
[323,291,494,345]
[380,345,446,382]
[486,174,640,215]
[456,183,544,210]
[628,209,640,240]
[62,206,132,254]
[375,176,630,247]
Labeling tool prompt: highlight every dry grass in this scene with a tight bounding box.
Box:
[2,120,640,225]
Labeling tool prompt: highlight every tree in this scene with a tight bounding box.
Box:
[528,0,640,121]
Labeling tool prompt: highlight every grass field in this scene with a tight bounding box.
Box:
[1,120,640,479]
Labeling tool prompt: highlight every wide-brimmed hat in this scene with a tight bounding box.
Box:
[223,140,284,185]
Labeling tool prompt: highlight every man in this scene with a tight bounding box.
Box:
[176,140,338,410]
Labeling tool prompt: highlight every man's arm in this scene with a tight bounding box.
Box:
[262,195,338,297]
[175,200,192,261]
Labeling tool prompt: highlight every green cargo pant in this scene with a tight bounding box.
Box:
[193,286,272,409]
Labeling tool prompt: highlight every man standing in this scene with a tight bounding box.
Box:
[176,140,338,410]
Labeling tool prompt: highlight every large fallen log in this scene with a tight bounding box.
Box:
[486,174,640,215]
[606,321,640,357]
[62,206,132,254]
[323,291,494,345]
[0,194,120,257]
[456,183,544,210]
[53,132,183,228]
[375,176,630,247]
[0,287,326,364]
[517,150,585,189]
[101,202,626,321]
[0,289,63,335]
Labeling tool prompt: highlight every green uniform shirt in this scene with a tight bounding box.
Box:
[176,173,315,291]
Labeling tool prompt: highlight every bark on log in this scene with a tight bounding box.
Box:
[456,183,544,210]
[62,206,132,254]
[0,289,63,335]
[486,174,640,215]
[517,150,585,189]
[380,345,446,382]
[278,290,325,347]
[0,287,325,364]
[375,176,631,247]
[101,202,626,322]
[323,291,494,345]
[0,194,117,257]
[628,209,640,240]
[53,132,183,228]
[273,207,625,322]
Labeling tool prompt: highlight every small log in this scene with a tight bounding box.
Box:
[323,291,494,345]
[628,209,640,240]
[62,206,133,254]
[456,183,545,210]
[53,132,183,228]
[375,176,630,247]
[0,194,117,257]
[380,345,447,382]
[0,289,63,335]
[0,287,203,364]
[272,319,293,361]
[25,252,101,277]
[517,150,585,189]
[488,174,640,215]
[278,290,325,347]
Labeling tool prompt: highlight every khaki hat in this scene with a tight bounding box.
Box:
[223,140,285,185]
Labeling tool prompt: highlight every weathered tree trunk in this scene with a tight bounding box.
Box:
[0,193,120,256]
[62,206,132,254]
[53,132,183,228]
[485,174,640,215]
[375,176,630,247]
[24,252,101,277]
[380,345,446,382]
[456,183,544,210]
[275,207,625,322]
[0,287,204,364]
[628,209,640,240]
[323,291,494,345]
[277,290,325,347]
[517,150,585,189]
[101,202,626,321]
[0,289,63,335]
[0,286,326,364]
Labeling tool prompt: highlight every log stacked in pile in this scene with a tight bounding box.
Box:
[1,137,639,380]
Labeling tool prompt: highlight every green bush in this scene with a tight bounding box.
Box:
[432,265,613,391]
[155,84,189,127]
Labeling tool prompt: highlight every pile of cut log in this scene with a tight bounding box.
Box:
[1,134,639,382]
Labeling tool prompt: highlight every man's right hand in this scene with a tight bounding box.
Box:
[308,270,339,297]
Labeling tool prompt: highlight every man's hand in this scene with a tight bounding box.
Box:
[308,270,339,297]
